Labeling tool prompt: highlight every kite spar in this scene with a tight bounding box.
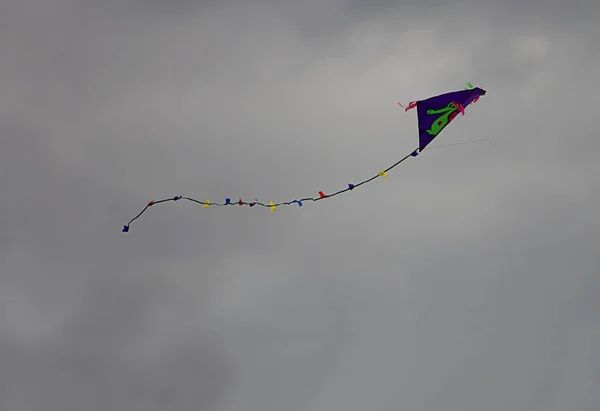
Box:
[122,85,486,232]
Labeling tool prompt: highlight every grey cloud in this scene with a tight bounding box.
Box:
[1,0,599,410]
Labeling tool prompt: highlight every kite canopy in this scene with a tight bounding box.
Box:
[415,87,486,151]
[122,84,486,232]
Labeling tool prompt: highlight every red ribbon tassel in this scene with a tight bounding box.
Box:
[398,101,417,112]
[451,102,465,116]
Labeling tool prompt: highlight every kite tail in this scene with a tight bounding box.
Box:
[122,148,420,232]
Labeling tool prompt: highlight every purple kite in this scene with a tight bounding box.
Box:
[122,84,486,232]
[400,86,486,151]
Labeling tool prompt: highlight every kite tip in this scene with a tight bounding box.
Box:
[122,225,130,233]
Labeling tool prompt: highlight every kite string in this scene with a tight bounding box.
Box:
[424,138,497,151]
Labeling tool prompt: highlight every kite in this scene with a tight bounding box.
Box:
[122,84,486,232]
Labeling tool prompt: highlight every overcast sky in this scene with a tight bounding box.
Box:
[1,0,599,410]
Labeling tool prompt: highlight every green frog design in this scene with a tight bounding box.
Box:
[426,103,459,135]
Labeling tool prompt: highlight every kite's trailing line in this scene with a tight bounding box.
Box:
[122,83,486,232]
[426,138,495,151]
[122,148,419,232]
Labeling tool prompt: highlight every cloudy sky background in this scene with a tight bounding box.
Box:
[1,0,599,410]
